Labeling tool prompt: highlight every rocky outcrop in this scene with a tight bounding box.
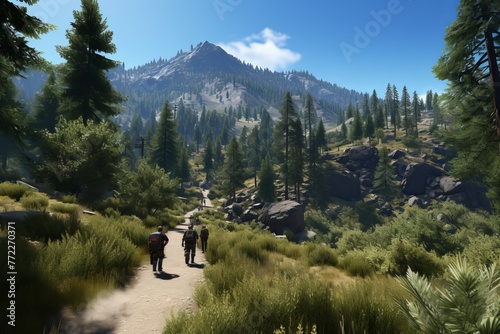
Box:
[401,163,443,195]
[326,169,362,201]
[257,200,305,234]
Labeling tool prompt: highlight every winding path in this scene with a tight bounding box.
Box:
[58,190,212,334]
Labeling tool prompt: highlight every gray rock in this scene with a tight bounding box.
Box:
[257,200,305,234]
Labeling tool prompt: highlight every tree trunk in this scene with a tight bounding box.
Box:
[485,28,500,137]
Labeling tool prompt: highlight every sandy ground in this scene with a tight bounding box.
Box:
[57,191,212,334]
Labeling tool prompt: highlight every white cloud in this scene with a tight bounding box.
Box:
[218,28,301,71]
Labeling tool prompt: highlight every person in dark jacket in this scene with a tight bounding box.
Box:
[182,225,198,265]
[148,226,169,272]
[200,224,209,253]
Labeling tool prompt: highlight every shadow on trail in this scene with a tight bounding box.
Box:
[187,263,205,269]
[154,272,180,280]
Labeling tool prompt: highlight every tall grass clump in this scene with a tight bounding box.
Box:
[303,242,338,266]
[18,211,79,242]
[88,214,150,248]
[0,234,65,334]
[0,181,33,201]
[340,253,375,278]
[389,238,445,277]
[49,202,80,216]
[20,191,49,211]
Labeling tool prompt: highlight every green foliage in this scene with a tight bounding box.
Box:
[20,192,49,211]
[304,242,338,266]
[373,146,394,194]
[16,211,80,243]
[117,159,178,217]
[340,253,375,278]
[397,257,500,334]
[49,202,80,216]
[33,118,123,198]
[221,137,245,198]
[59,194,78,204]
[402,136,420,148]
[389,238,444,277]
[258,154,276,202]
[57,0,125,126]
[0,182,33,201]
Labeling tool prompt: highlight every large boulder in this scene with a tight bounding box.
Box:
[343,146,379,171]
[401,163,443,195]
[326,169,362,201]
[257,200,305,234]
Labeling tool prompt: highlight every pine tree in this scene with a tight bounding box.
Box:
[364,113,375,140]
[57,0,125,126]
[1,0,53,146]
[373,146,393,194]
[346,102,354,119]
[412,91,421,136]
[362,93,370,121]
[384,83,393,129]
[401,86,412,137]
[392,85,400,136]
[0,0,53,77]
[248,126,261,187]
[273,91,298,200]
[289,118,304,202]
[203,139,214,182]
[33,69,59,133]
[315,119,327,153]
[223,137,244,199]
[149,101,180,175]
[350,108,363,142]
[433,0,500,206]
[258,155,275,202]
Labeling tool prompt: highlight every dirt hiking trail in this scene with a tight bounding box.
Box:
[58,191,212,334]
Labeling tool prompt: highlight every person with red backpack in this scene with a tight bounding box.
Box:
[181,225,199,265]
[149,226,169,272]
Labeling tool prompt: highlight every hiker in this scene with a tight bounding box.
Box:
[200,224,209,253]
[148,226,169,272]
[182,225,199,265]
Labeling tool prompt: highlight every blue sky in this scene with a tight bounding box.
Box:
[24,0,459,96]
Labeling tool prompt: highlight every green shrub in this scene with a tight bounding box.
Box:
[0,181,33,201]
[340,253,375,278]
[59,194,78,204]
[49,202,80,216]
[304,243,338,267]
[402,136,420,148]
[20,192,49,211]
[389,238,445,277]
[16,211,79,242]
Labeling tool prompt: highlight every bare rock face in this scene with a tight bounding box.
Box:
[257,200,305,234]
[401,163,443,195]
[326,169,362,201]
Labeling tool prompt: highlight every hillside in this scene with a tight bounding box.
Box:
[14,41,365,131]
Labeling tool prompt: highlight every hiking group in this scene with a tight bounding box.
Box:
[148,223,210,271]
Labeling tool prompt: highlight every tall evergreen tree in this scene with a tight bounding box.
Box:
[203,139,214,182]
[0,0,53,77]
[425,90,433,111]
[33,69,59,133]
[433,0,500,206]
[373,146,393,194]
[1,0,53,147]
[315,119,328,153]
[384,83,393,129]
[273,91,298,200]
[258,155,275,203]
[412,90,421,136]
[350,108,363,142]
[223,137,244,200]
[346,102,354,119]
[392,85,401,136]
[149,101,180,175]
[370,89,379,117]
[374,105,385,129]
[57,0,125,126]
[289,119,304,202]
[401,86,411,136]
[364,113,375,140]
[362,93,370,121]
[248,126,261,187]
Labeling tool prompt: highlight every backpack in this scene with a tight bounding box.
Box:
[200,228,208,239]
[149,232,163,252]
[184,230,195,243]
